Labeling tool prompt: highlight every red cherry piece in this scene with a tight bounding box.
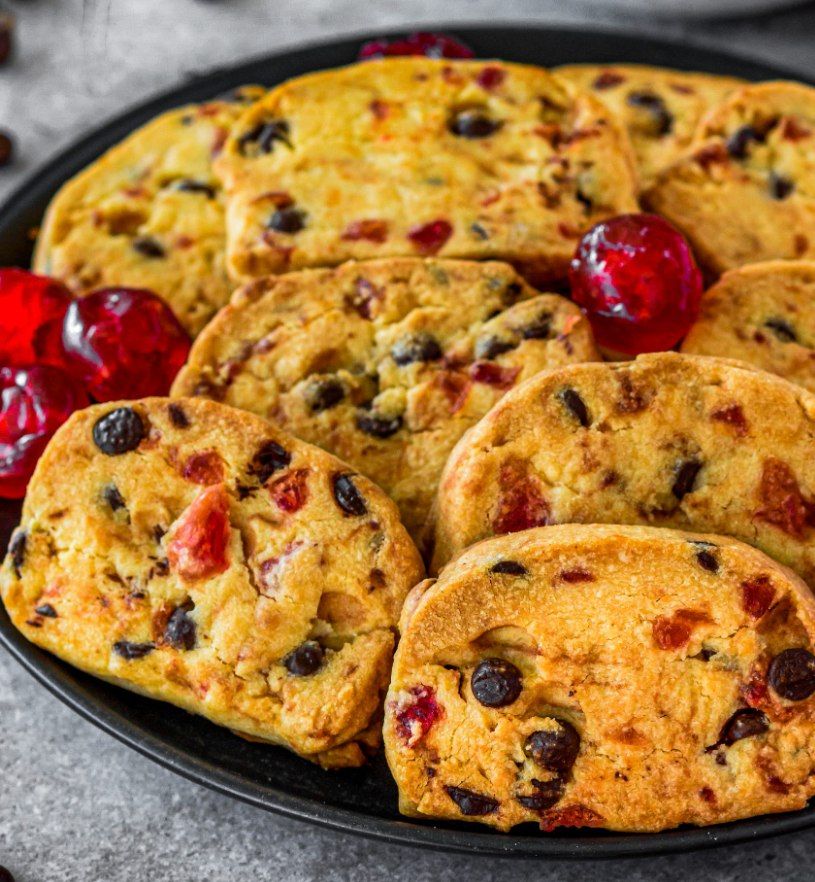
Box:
[407,220,453,255]
[569,213,703,354]
[181,450,224,486]
[0,269,72,367]
[476,65,506,91]
[741,575,775,619]
[394,685,443,746]
[62,288,190,401]
[341,219,389,243]
[167,484,230,580]
[493,462,550,535]
[269,468,310,513]
[0,364,88,498]
[469,361,520,389]
[358,32,474,60]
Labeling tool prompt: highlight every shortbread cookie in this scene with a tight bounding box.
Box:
[386,524,815,831]
[172,258,599,539]
[215,58,638,285]
[556,64,742,188]
[682,260,815,392]
[34,87,265,336]
[645,82,815,275]
[0,398,423,767]
[431,352,815,583]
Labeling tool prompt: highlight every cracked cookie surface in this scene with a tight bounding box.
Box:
[34,87,265,336]
[171,258,599,540]
[682,260,815,393]
[431,353,815,585]
[556,64,742,189]
[386,524,815,831]
[215,58,638,285]
[645,81,815,276]
[0,397,423,767]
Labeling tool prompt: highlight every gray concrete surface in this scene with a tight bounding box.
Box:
[3,1,815,880]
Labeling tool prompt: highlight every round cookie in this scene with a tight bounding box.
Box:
[682,260,815,393]
[172,258,599,540]
[645,82,815,276]
[34,86,265,336]
[386,524,815,832]
[431,352,815,584]
[556,64,743,188]
[0,397,423,767]
[215,58,638,285]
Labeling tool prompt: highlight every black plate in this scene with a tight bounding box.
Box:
[1,25,813,859]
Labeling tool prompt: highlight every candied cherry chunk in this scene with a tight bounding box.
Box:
[0,268,71,367]
[358,32,474,60]
[167,484,231,579]
[62,287,190,401]
[569,214,703,354]
[395,685,443,745]
[0,365,88,498]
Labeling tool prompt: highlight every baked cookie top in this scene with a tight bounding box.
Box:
[682,260,815,393]
[386,524,815,832]
[431,352,815,584]
[0,397,423,767]
[34,87,265,336]
[556,64,742,188]
[172,258,599,540]
[215,58,638,285]
[645,81,815,275]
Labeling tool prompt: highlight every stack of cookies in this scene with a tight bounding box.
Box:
[5,53,815,834]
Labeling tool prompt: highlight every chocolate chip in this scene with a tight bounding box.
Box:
[112,641,155,660]
[268,206,306,234]
[391,331,442,366]
[696,549,719,573]
[489,560,528,576]
[695,648,717,662]
[34,603,57,618]
[332,473,367,516]
[0,11,13,66]
[768,648,815,701]
[626,91,673,135]
[167,403,190,428]
[283,640,324,676]
[558,388,590,427]
[102,484,126,512]
[248,441,291,483]
[0,130,13,166]
[516,777,565,811]
[356,411,402,438]
[524,721,581,774]
[672,458,702,500]
[449,109,502,139]
[471,222,490,241]
[0,865,16,882]
[8,530,26,577]
[765,317,797,343]
[132,236,165,258]
[726,125,762,159]
[238,119,291,154]
[93,408,146,456]
[521,312,553,340]
[471,658,522,708]
[444,785,499,815]
[475,336,516,360]
[164,606,196,650]
[304,377,345,412]
[718,708,769,746]
[769,172,794,200]
[176,179,216,198]
[575,187,593,212]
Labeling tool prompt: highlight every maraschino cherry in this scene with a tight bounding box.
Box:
[359,32,474,60]
[0,268,71,367]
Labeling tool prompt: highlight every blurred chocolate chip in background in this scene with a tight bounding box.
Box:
[0,130,13,166]
[0,6,13,66]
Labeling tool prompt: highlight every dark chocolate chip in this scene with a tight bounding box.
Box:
[249,441,291,483]
[672,458,702,500]
[516,777,565,811]
[0,865,15,882]
[0,11,13,66]
[132,236,165,258]
[268,206,306,234]
[470,221,490,240]
[304,377,345,413]
[696,550,719,573]
[695,648,717,662]
[768,648,815,701]
[391,331,442,366]
[769,172,794,200]
[164,606,196,651]
[102,484,126,512]
[283,640,324,676]
[490,560,529,576]
[176,179,216,198]
[575,187,593,211]
[112,641,155,660]
[521,312,553,340]
[558,388,590,427]
[471,658,522,708]
[92,408,146,456]
[238,119,291,154]
[626,91,673,135]
[356,411,403,438]
[726,125,762,159]
[449,109,502,139]
[167,403,190,428]
[0,130,13,166]
[764,317,798,343]
[444,785,499,815]
[332,473,367,516]
[524,720,581,774]
[718,708,769,746]
[474,336,516,360]
[34,603,57,618]
[8,530,26,577]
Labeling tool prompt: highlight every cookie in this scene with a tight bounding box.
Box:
[385,524,815,832]
[682,260,815,393]
[556,64,742,188]
[171,258,599,539]
[33,86,265,336]
[431,352,815,584]
[645,82,815,276]
[0,397,423,767]
[214,58,638,285]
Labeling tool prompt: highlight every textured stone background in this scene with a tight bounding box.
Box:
[3,2,815,880]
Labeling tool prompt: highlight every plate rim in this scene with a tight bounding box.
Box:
[2,23,815,859]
